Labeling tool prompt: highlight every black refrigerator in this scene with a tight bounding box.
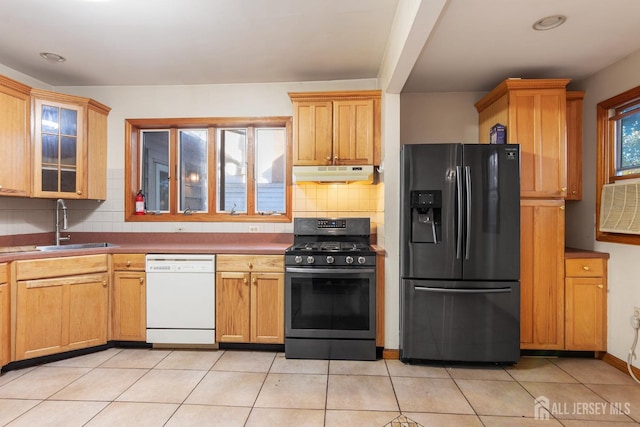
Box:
[400,143,520,363]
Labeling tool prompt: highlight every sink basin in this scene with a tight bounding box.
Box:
[36,242,117,251]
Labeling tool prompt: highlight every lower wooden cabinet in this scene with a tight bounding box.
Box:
[13,255,109,361]
[520,199,565,350]
[0,263,10,366]
[216,255,284,344]
[111,254,146,341]
[15,272,109,360]
[565,255,608,351]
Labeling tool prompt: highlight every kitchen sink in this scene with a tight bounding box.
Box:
[36,242,117,251]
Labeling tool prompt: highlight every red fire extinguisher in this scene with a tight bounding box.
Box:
[135,190,146,215]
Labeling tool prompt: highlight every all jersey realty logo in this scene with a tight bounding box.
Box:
[534,395,631,420]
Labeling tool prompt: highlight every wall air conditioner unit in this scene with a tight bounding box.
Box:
[599,180,640,234]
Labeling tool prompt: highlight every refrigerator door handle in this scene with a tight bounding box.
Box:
[414,286,512,294]
[465,165,472,260]
[456,166,463,259]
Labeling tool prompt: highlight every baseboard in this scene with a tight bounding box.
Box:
[383,349,399,359]
[602,352,640,378]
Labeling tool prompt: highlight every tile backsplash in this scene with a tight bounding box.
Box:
[0,169,385,245]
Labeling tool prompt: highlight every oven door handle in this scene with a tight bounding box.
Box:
[286,267,376,275]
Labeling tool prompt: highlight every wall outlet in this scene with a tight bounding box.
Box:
[176,226,185,232]
[249,226,259,232]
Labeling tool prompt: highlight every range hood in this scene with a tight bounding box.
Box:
[292,165,374,183]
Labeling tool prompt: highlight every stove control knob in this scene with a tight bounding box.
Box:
[357,256,367,265]
[307,256,315,264]
[326,256,335,264]
[294,256,303,264]
[345,256,354,264]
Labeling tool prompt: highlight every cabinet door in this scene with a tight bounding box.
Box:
[333,99,374,165]
[520,199,565,350]
[565,91,584,200]
[0,282,9,366]
[32,98,85,198]
[565,277,606,351]
[112,271,146,341]
[250,272,284,344]
[509,89,567,198]
[15,278,66,360]
[216,272,251,342]
[292,101,333,165]
[15,273,108,360]
[0,77,31,197]
[67,273,109,349]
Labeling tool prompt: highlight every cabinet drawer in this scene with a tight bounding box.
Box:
[565,258,604,277]
[15,254,108,281]
[216,255,284,272]
[113,254,146,271]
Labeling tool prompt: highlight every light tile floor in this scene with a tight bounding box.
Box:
[1,349,640,426]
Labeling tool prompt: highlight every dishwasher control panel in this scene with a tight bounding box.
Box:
[146,254,215,273]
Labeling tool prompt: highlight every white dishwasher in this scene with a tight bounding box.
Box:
[146,254,215,344]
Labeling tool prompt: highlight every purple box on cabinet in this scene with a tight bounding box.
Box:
[490,123,506,144]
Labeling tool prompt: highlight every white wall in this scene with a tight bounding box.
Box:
[400,92,484,144]
[566,48,640,366]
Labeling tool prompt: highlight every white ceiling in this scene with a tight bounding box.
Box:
[1,0,640,93]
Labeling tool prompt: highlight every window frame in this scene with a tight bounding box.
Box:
[596,85,640,244]
[124,116,292,223]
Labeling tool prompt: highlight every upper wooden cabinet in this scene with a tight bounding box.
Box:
[566,91,584,200]
[0,75,31,197]
[289,90,381,166]
[31,88,110,200]
[475,79,570,198]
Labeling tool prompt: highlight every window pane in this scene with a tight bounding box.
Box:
[60,108,77,136]
[255,128,286,213]
[179,129,208,212]
[620,111,640,173]
[42,134,59,165]
[141,130,170,212]
[41,105,59,133]
[217,129,247,213]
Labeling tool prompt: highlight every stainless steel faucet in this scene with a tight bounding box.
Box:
[55,199,71,246]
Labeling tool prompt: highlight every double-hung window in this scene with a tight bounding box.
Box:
[596,85,640,243]
[125,117,292,222]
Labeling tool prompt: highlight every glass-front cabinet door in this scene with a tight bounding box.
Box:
[33,98,84,198]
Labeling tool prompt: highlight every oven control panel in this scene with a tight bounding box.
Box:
[286,254,376,267]
[317,219,346,229]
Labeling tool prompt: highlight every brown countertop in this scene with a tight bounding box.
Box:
[565,247,610,259]
[0,232,386,262]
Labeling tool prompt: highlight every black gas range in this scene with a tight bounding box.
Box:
[284,218,377,361]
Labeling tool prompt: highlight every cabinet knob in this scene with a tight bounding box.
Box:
[248,262,253,269]
[126,260,132,267]
[561,187,567,192]
[572,190,577,195]
[139,277,144,284]
[560,205,565,210]
[326,156,331,161]
[598,284,604,289]
[77,190,82,195]
[102,280,107,287]
[582,265,590,271]
[243,278,248,284]
[252,277,257,285]
[334,156,338,161]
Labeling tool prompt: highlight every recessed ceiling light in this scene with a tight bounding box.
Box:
[39,52,66,63]
[532,15,567,31]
